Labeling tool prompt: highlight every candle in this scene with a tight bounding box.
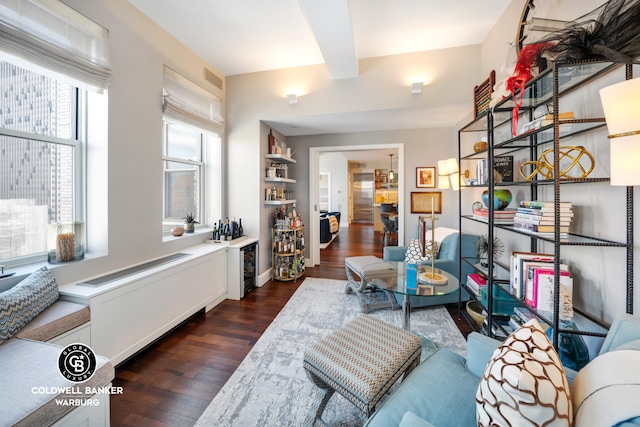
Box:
[56,233,75,262]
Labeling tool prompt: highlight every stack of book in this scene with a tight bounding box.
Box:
[473,207,517,225]
[466,272,487,297]
[513,201,574,236]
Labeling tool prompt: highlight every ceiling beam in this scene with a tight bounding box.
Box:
[298,0,358,79]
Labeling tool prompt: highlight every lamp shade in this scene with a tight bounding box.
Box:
[437,160,450,189]
[600,78,640,186]
[445,157,461,191]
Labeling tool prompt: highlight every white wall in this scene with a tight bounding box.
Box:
[46,0,225,286]
[319,153,348,225]
[227,45,482,276]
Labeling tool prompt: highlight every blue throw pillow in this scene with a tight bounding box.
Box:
[0,266,59,344]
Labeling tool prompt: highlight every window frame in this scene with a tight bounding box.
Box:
[161,118,207,231]
[0,65,85,266]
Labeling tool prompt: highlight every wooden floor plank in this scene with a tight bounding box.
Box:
[110,224,471,426]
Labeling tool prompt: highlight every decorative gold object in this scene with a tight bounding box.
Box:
[519,145,595,181]
[474,140,488,152]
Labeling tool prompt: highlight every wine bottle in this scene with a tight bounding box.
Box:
[238,218,243,237]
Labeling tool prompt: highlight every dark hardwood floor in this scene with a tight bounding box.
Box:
[110,224,471,426]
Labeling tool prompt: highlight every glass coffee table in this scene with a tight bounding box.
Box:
[360,261,459,331]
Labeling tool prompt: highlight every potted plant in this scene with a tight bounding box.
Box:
[183,212,199,233]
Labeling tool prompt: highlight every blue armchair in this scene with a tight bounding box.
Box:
[365,314,640,427]
[383,228,479,308]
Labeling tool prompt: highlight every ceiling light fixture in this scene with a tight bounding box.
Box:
[286,93,298,104]
[411,82,423,94]
[388,154,395,181]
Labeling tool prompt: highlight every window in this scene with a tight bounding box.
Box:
[161,66,224,233]
[0,61,84,263]
[163,121,204,226]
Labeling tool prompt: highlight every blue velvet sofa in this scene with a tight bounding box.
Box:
[383,227,479,308]
[364,313,640,427]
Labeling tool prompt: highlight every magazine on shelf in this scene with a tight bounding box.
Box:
[533,268,573,312]
[524,262,569,307]
[510,252,553,299]
[513,215,572,226]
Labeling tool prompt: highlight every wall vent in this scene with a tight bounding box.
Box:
[203,67,223,90]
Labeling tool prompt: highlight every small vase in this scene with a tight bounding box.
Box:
[185,223,195,233]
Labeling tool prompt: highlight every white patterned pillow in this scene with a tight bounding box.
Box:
[0,266,59,344]
[404,239,435,263]
[476,319,572,427]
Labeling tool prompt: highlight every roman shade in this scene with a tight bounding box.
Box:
[0,0,112,91]
[162,65,224,134]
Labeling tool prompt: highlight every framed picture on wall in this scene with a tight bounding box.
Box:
[416,167,436,188]
[410,191,442,214]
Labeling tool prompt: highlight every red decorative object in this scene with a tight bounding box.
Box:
[505,42,554,136]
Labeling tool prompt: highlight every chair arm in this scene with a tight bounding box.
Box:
[465,332,501,378]
[383,246,407,261]
[598,313,640,355]
[421,259,458,277]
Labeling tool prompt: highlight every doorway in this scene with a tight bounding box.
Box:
[308,144,404,268]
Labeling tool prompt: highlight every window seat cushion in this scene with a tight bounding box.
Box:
[16,300,90,342]
[0,338,114,427]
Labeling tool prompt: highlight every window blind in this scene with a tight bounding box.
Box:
[163,66,224,134]
[0,0,112,91]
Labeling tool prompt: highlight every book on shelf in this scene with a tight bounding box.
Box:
[494,156,514,182]
[532,268,573,312]
[513,220,570,234]
[510,252,554,299]
[513,215,572,226]
[519,201,572,208]
[515,210,574,220]
[519,112,575,133]
[466,273,487,295]
[541,111,575,126]
[473,208,516,224]
[524,261,569,307]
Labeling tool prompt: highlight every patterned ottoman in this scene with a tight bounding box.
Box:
[303,314,422,424]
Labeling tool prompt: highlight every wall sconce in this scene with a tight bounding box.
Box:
[411,82,423,94]
[286,93,298,104]
[600,77,640,186]
[438,158,469,191]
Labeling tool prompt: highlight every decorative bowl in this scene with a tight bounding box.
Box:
[481,189,512,211]
[466,300,486,325]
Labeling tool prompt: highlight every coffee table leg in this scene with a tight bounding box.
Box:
[402,293,411,331]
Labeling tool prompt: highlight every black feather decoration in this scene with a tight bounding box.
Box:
[533,0,640,66]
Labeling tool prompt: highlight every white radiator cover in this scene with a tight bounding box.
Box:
[60,245,227,365]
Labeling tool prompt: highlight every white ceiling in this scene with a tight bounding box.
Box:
[127,0,511,135]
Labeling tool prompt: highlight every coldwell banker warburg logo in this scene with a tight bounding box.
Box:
[58,343,97,383]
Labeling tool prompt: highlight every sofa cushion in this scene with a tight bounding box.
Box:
[0,338,114,427]
[476,319,572,427]
[0,266,59,344]
[365,348,480,427]
[571,348,640,427]
[17,300,90,342]
[404,239,435,263]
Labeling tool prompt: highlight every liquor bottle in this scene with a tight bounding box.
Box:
[238,218,243,237]
[212,224,218,240]
[225,217,231,240]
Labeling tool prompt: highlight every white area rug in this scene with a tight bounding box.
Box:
[195,277,467,427]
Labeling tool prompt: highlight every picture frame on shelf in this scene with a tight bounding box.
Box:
[416,166,436,188]
[410,191,442,214]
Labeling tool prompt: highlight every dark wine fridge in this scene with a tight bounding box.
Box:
[240,242,258,298]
